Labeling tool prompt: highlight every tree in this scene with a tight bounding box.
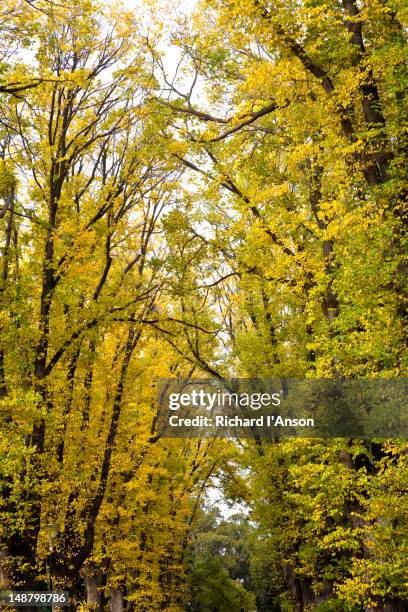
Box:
[148,0,408,609]
[0,0,407,609]
[0,1,224,604]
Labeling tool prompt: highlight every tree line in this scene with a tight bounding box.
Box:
[0,0,407,610]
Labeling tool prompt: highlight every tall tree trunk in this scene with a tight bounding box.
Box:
[84,565,104,612]
[109,587,125,612]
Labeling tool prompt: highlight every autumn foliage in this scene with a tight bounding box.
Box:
[0,0,407,610]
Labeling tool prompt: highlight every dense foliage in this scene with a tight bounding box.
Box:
[0,0,407,610]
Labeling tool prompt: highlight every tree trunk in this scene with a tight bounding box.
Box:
[85,567,104,612]
[109,588,125,612]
